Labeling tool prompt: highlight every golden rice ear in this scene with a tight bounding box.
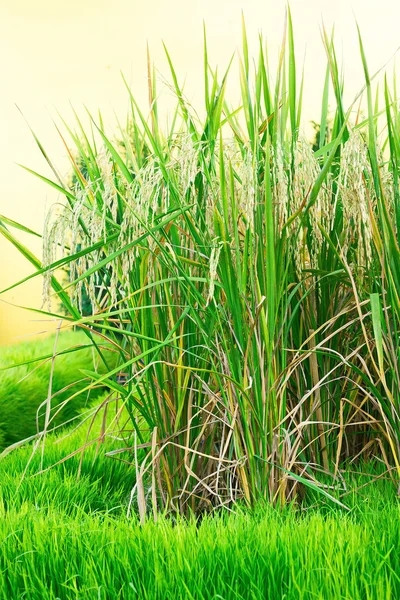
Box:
[206,240,222,306]
[339,131,374,269]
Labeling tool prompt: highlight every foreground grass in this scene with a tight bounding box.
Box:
[0,435,398,600]
[1,491,398,599]
[1,512,397,600]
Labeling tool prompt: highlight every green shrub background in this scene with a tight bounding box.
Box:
[0,331,114,449]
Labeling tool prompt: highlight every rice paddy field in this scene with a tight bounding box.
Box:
[2,10,400,598]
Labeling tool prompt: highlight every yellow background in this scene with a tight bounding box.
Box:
[1,0,399,344]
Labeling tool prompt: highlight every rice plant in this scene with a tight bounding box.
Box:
[2,11,400,516]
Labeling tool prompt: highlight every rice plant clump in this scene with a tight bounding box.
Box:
[2,13,400,518]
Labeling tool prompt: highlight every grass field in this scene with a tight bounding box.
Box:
[0,440,398,600]
[0,331,116,450]
[0,382,397,599]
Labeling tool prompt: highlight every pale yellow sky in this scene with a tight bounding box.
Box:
[1,0,399,344]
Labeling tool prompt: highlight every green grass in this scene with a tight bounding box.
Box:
[0,402,134,516]
[0,445,398,599]
[0,365,397,599]
[3,509,399,600]
[0,331,116,450]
